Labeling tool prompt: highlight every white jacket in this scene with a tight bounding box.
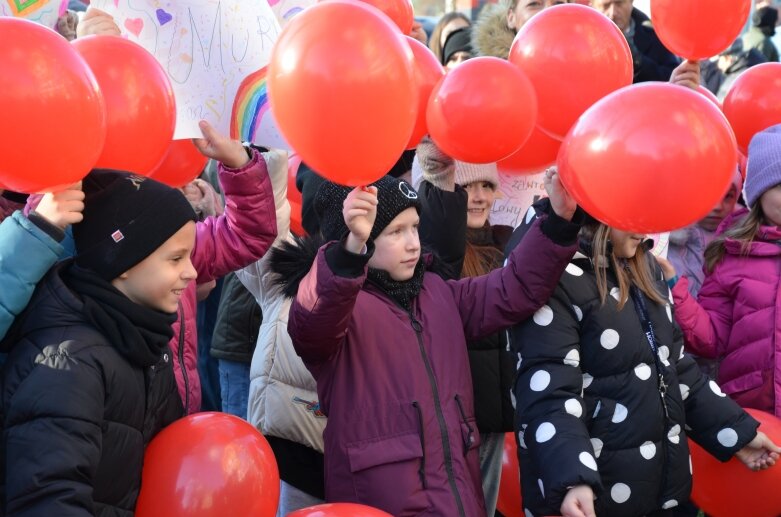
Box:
[236,150,326,453]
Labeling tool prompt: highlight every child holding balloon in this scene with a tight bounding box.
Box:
[0,170,198,516]
[510,187,780,517]
[663,125,781,420]
[278,171,582,516]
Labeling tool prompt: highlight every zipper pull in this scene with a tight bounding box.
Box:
[658,373,670,420]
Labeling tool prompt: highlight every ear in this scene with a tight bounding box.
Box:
[507,9,517,30]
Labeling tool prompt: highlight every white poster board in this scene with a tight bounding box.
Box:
[91,0,289,149]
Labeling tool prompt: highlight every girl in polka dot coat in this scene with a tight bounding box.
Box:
[509,200,780,517]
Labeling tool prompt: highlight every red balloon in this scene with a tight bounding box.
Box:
[268,1,416,186]
[0,18,106,193]
[72,35,176,175]
[147,140,208,187]
[427,57,538,163]
[498,127,561,176]
[288,503,393,516]
[509,4,632,140]
[135,412,279,517]
[357,0,413,34]
[651,0,751,60]
[738,152,748,181]
[697,85,722,110]
[557,83,737,233]
[723,63,781,154]
[405,36,445,150]
[497,433,523,517]
[690,408,781,517]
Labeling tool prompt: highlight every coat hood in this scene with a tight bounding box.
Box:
[472,3,516,59]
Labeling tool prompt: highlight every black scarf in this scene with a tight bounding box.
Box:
[367,259,426,312]
[63,264,177,368]
[466,223,496,248]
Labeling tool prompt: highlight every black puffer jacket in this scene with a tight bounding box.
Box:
[0,263,183,516]
[508,201,759,516]
[210,272,261,363]
[420,181,534,432]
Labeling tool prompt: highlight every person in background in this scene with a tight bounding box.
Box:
[442,27,474,69]
[429,12,472,63]
[471,0,569,60]
[742,6,780,62]
[591,0,680,83]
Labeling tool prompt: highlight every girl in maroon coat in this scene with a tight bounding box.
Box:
[278,171,581,516]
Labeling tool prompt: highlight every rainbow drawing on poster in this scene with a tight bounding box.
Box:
[230,66,268,142]
[1,0,67,28]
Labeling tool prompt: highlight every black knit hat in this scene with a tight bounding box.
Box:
[442,27,473,66]
[74,170,197,281]
[315,175,421,242]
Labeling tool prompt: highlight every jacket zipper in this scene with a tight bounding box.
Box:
[409,311,466,517]
[454,395,475,455]
[412,401,428,489]
[178,304,190,413]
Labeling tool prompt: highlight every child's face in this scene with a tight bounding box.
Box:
[111,221,198,313]
[760,184,781,228]
[610,228,646,259]
[368,208,422,281]
[464,181,497,229]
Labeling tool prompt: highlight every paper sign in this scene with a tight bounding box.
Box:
[490,172,547,229]
[91,0,288,148]
[268,0,314,27]
[0,0,67,29]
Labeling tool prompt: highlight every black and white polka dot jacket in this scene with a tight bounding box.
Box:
[507,202,759,517]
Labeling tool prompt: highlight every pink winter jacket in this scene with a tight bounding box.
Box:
[171,151,277,413]
[672,208,781,416]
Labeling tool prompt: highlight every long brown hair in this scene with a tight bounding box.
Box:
[704,204,764,273]
[583,224,667,310]
[461,241,504,278]
[429,12,471,62]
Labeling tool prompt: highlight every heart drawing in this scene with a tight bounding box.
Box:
[155,8,172,26]
[123,17,144,37]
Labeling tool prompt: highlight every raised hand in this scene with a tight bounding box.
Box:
[76,8,121,38]
[192,120,250,169]
[35,182,85,230]
[544,166,576,221]
[343,186,378,253]
[670,60,701,91]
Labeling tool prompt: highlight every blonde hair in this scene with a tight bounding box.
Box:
[584,224,667,310]
[704,204,764,273]
[429,12,471,62]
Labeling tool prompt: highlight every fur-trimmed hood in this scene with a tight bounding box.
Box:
[471,3,516,59]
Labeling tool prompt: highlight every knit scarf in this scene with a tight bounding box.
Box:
[63,264,177,368]
[367,259,426,312]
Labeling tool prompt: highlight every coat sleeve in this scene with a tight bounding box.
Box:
[418,181,468,281]
[190,149,278,284]
[235,150,290,304]
[513,285,604,509]
[0,212,63,340]
[672,315,759,461]
[4,352,104,516]
[447,212,579,342]
[287,242,371,367]
[671,272,732,359]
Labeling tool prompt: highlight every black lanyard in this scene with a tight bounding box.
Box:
[630,286,670,420]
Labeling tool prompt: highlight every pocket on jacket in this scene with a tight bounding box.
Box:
[347,432,428,514]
